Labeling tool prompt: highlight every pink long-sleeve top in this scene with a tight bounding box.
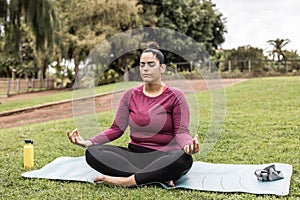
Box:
[89,84,193,151]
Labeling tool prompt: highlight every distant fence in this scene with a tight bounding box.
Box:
[0,78,55,96]
[217,59,300,73]
[173,59,300,73]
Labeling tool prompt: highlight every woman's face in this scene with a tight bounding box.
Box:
[139,52,166,83]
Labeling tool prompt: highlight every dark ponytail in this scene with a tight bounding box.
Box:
[142,42,165,64]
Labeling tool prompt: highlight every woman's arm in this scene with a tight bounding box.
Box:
[171,88,200,154]
[67,89,133,147]
[88,89,132,145]
[172,89,193,149]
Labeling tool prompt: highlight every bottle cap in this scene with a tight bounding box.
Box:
[25,139,33,144]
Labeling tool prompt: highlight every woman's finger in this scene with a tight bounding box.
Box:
[184,145,190,154]
[70,129,78,137]
[195,136,199,152]
[74,129,79,137]
[67,129,79,144]
[195,142,199,153]
[190,142,193,151]
[67,130,74,142]
[67,130,72,138]
[193,137,196,147]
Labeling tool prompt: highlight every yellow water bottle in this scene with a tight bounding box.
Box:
[24,139,34,169]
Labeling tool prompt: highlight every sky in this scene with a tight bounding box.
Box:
[212,0,300,54]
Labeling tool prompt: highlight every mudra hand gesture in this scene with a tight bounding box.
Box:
[183,135,199,155]
[67,128,92,148]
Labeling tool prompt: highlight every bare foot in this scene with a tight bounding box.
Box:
[94,175,136,187]
[166,180,175,187]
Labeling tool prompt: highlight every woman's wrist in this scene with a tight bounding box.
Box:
[84,140,93,147]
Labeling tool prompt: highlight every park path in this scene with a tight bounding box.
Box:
[0,79,247,129]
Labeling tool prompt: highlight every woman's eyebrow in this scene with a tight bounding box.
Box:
[140,61,156,64]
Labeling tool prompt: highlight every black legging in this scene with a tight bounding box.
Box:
[85,143,193,185]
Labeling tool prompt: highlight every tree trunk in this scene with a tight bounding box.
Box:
[73,54,80,89]
[124,64,129,82]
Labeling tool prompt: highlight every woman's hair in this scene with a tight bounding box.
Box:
[142,42,165,64]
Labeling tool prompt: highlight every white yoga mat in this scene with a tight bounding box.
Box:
[21,156,292,196]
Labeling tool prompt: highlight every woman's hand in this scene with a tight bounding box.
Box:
[67,128,92,148]
[183,135,199,155]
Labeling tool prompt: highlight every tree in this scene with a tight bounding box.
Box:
[0,0,8,36]
[282,49,300,72]
[267,38,290,62]
[137,0,226,55]
[0,0,59,79]
[57,0,140,84]
[8,0,59,52]
[225,45,266,72]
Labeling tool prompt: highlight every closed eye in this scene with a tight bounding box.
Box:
[139,62,157,68]
[148,62,156,67]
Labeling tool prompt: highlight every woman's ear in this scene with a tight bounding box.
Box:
[160,64,166,73]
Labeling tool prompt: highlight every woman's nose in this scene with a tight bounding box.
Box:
[143,65,149,71]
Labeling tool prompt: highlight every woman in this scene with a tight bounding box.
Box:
[67,42,199,187]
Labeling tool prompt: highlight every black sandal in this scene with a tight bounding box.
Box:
[254,164,284,182]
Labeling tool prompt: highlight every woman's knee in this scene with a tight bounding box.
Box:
[173,153,193,171]
[85,145,108,168]
[85,145,112,160]
[85,146,98,166]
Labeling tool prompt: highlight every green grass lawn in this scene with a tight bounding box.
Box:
[0,76,299,199]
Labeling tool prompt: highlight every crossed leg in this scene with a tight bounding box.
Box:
[85,144,192,187]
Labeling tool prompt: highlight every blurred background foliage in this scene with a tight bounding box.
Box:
[0,0,298,87]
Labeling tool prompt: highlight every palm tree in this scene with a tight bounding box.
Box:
[3,0,59,78]
[0,0,8,36]
[267,38,290,62]
[9,0,58,52]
